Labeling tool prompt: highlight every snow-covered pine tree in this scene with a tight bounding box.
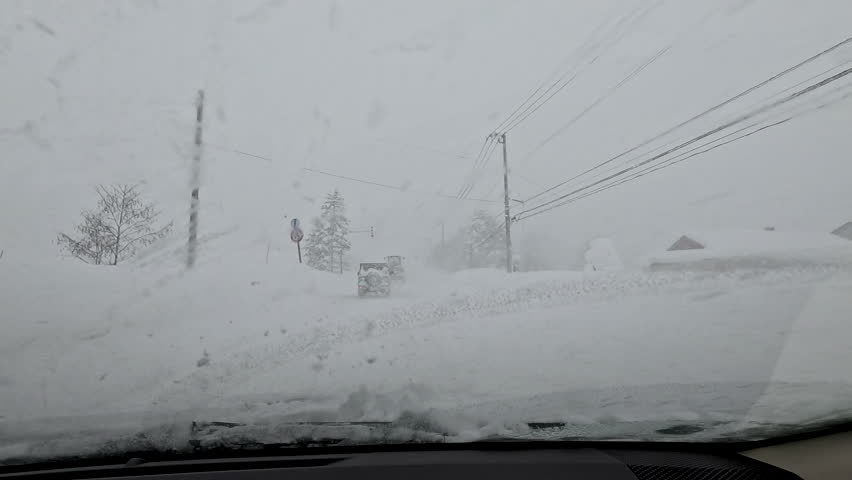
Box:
[303,217,332,271]
[303,190,351,272]
[467,209,505,268]
[320,190,351,273]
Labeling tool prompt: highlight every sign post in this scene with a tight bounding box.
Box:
[290,218,304,263]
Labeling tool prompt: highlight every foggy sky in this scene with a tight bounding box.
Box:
[2,0,852,267]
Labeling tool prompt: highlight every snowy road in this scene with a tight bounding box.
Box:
[3,255,851,434]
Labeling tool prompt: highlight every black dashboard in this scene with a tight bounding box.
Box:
[0,445,801,480]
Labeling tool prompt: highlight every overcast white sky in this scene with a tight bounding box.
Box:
[2,0,852,267]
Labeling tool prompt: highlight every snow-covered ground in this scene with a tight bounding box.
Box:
[4,0,852,465]
[3,237,852,458]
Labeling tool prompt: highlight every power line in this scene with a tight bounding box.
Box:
[516,66,852,218]
[525,82,852,220]
[219,147,500,203]
[522,36,852,206]
[492,0,661,135]
[462,136,500,198]
[514,79,852,222]
[519,44,671,162]
[457,134,500,200]
[487,4,620,134]
[516,2,731,167]
[446,1,664,228]
[501,72,581,134]
[374,138,475,160]
[582,59,852,188]
[455,135,493,198]
[306,168,499,203]
[616,85,852,186]
[501,3,656,134]
[515,119,792,223]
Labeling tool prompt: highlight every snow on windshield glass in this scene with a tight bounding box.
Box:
[3,0,852,462]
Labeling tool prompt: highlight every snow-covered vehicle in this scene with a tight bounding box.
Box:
[385,255,406,283]
[357,263,391,297]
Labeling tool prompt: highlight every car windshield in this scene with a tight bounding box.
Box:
[3,0,852,465]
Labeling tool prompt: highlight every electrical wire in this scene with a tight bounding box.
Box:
[457,135,500,200]
[585,59,852,184]
[521,36,852,206]
[487,3,622,134]
[516,68,852,218]
[515,119,791,223]
[455,135,494,198]
[523,61,852,208]
[218,147,500,203]
[514,81,852,222]
[493,0,662,135]
[519,44,671,162]
[516,2,736,168]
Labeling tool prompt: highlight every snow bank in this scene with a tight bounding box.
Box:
[0,252,349,421]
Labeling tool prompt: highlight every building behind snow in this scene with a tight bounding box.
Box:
[831,221,852,240]
[667,235,705,251]
[647,229,852,271]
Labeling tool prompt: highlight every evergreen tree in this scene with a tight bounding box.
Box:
[321,190,351,271]
[467,209,505,268]
[427,210,506,271]
[304,217,331,271]
[303,189,351,272]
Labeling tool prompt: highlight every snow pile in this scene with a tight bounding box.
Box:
[0,252,348,421]
[583,238,623,273]
[643,229,852,268]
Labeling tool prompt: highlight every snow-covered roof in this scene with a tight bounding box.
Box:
[644,229,852,266]
[831,221,852,240]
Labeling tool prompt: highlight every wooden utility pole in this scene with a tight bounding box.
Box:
[187,89,205,268]
[499,132,513,273]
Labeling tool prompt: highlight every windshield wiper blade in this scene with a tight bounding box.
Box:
[189,419,449,451]
[189,419,580,449]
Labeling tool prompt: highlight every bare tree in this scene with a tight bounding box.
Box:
[58,184,172,265]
